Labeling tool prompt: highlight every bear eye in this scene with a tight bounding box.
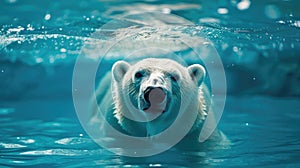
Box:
[170,74,179,82]
[135,71,143,79]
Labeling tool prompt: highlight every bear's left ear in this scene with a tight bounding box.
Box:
[187,64,206,85]
[112,61,131,83]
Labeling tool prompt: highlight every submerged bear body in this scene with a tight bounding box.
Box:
[90,58,222,146]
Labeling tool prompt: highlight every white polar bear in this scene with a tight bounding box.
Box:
[90,58,222,147]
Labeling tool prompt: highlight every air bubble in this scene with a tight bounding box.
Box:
[237,0,251,10]
[60,48,67,53]
[233,46,239,52]
[217,8,228,15]
[35,57,43,63]
[44,14,51,21]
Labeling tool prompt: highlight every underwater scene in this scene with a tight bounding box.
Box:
[1,0,300,167]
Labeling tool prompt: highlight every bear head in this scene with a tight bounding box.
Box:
[111,58,206,136]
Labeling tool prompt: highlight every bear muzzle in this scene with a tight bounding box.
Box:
[140,86,169,113]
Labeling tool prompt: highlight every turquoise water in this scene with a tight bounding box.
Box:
[1,0,300,167]
[1,97,300,167]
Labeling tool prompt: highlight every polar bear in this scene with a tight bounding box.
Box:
[90,58,219,146]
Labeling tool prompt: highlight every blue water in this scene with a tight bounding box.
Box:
[1,0,300,167]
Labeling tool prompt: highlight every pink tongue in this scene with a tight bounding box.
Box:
[145,88,166,113]
[149,88,166,103]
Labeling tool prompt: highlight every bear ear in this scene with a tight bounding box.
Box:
[112,61,131,83]
[187,64,206,85]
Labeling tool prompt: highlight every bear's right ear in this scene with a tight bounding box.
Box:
[187,64,206,86]
[112,61,131,83]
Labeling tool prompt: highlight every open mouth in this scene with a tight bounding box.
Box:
[140,87,170,113]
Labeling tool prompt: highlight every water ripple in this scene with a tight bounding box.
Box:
[0,143,26,149]
[20,149,103,156]
[55,137,92,145]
